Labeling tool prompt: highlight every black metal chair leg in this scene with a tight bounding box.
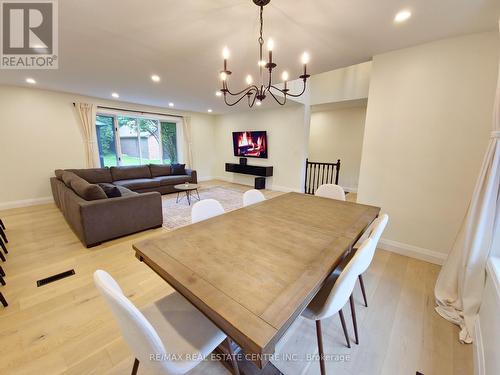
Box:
[315,320,326,375]
[0,244,5,262]
[339,308,351,348]
[0,237,8,255]
[0,265,4,277]
[359,274,368,307]
[0,275,5,286]
[0,227,7,243]
[349,294,359,344]
[131,358,139,375]
[0,292,7,307]
[0,219,5,230]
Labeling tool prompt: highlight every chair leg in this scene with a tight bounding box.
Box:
[339,309,351,348]
[131,358,139,375]
[0,292,7,307]
[359,274,368,307]
[0,219,4,230]
[225,337,240,375]
[0,227,7,243]
[0,265,4,277]
[0,242,5,262]
[0,237,8,255]
[315,320,327,375]
[349,294,359,344]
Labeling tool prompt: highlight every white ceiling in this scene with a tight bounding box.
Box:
[0,0,498,114]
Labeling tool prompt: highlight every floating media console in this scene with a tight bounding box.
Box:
[225,163,273,189]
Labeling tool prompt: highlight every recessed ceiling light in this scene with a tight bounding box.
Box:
[111,92,119,98]
[207,109,213,113]
[26,78,36,84]
[394,10,411,23]
[215,91,222,97]
[168,102,174,107]
[151,74,161,82]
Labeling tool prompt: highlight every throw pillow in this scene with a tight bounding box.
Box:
[98,183,122,198]
[171,163,186,175]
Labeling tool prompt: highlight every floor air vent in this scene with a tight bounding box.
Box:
[36,269,75,287]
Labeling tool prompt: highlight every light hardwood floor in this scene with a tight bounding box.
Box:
[0,181,472,375]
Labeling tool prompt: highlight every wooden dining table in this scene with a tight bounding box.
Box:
[133,192,380,373]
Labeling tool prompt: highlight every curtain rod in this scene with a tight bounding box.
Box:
[72,103,184,119]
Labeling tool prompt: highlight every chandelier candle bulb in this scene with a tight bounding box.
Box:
[246,75,253,85]
[222,47,230,70]
[267,39,274,63]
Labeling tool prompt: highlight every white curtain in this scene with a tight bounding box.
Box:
[434,22,500,343]
[75,102,99,168]
[182,116,193,168]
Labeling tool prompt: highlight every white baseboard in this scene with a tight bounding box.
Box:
[0,196,54,210]
[214,175,301,193]
[378,238,447,265]
[474,317,485,375]
[198,176,215,182]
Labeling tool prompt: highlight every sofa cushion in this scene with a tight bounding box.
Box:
[61,171,79,187]
[113,178,161,190]
[55,169,65,180]
[67,168,112,183]
[70,177,107,201]
[171,163,186,175]
[153,175,190,186]
[110,165,151,181]
[149,164,172,177]
[97,183,122,198]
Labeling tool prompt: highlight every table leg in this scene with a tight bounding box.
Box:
[176,191,180,203]
[195,188,200,200]
[187,190,191,205]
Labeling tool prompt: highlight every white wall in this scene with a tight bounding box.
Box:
[309,106,366,191]
[358,32,498,262]
[309,61,371,105]
[0,85,216,208]
[214,104,308,192]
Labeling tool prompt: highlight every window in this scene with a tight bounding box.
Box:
[96,112,180,167]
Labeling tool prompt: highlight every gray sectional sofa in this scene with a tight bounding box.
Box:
[50,164,197,247]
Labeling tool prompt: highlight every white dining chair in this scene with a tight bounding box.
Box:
[315,184,346,201]
[94,270,240,375]
[242,189,266,207]
[191,199,224,224]
[302,237,376,375]
[356,214,389,307]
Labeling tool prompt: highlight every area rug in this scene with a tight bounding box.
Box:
[162,184,254,229]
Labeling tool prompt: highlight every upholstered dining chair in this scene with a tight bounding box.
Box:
[356,214,389,308]
[315,184,346,201]
[302,237,376,375]
[242,189,266,207]
[191,199,225,224]
[94,270,240,375]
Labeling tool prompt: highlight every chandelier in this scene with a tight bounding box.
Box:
[218,0,310,107]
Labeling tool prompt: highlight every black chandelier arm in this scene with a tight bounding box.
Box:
[223,83,260,97]
[270,79,307,98]
[267,88,287,106]
[248,91,259,107]
[223,88,257,107]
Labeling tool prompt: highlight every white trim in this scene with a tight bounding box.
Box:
[486,257,500,299]
[378,238,447,265]
[0,196,54,210]
[473,317,485,375]
[198,176,215,182]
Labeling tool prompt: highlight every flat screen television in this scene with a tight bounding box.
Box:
[232,131,268,158]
